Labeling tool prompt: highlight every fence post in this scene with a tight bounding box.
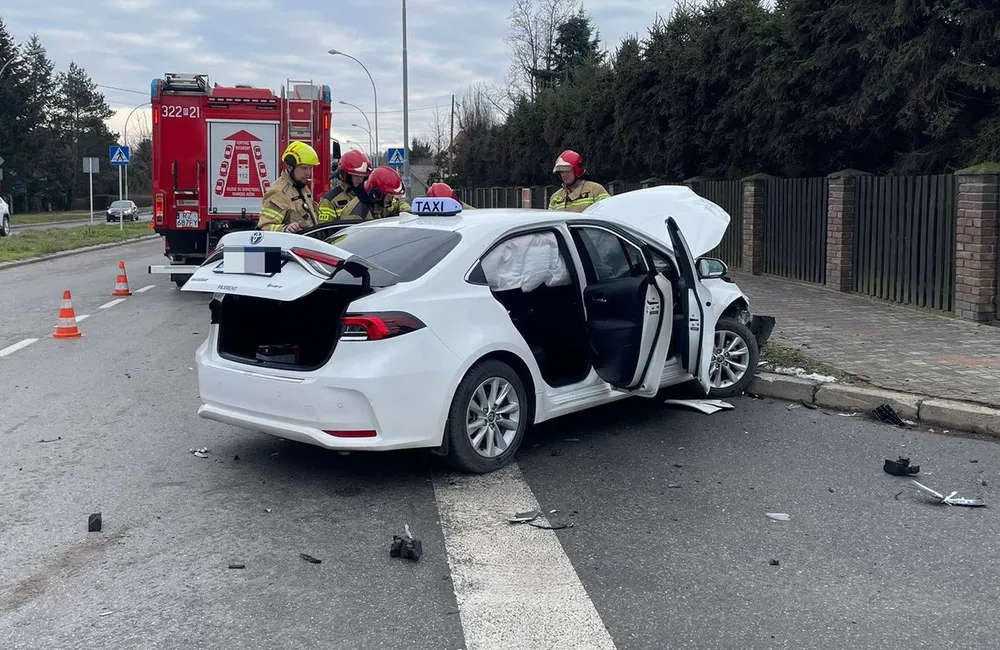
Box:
[825,169,869,292]
[954,163,1000,322]
[740,173,772,275]
[521,188,531,209]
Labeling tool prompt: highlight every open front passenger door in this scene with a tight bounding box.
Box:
[666,216,718,394]
[568,224,674,397]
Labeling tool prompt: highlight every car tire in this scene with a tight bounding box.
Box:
[707,317,760,398]
[0,215,9,237]
[444,359,531,474]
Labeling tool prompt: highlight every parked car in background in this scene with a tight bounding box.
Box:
[0,196,9,236]
[106,200,139,222]
[181,186,775,474]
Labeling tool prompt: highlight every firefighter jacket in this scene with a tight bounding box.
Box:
[317,181,356,222]
[341,196,412,221]
[547,180,610,213]
[257,171,319,231]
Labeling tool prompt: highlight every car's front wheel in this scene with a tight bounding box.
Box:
[707,318,759,398]
[444,359,530,474]
[0,215,9,237]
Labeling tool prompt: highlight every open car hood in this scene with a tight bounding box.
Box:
[582,185,731,258]
[180,230,388,301]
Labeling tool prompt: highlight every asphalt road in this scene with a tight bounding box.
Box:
[2,242,1000,650]
[10,211,152,234]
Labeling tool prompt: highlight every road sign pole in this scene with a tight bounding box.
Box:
[125,164,129,201]
[89,170,94,226]
[118,166,123,231]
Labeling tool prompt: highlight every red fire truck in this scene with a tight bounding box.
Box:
[146,73,342,286]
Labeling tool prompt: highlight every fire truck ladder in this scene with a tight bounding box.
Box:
[284,79,319,149]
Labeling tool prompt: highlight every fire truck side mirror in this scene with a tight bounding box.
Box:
[331,140,342,162]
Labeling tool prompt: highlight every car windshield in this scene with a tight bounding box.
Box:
[110,201,131,208]
[322,226,461,287]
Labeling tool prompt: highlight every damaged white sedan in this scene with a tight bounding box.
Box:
[182,186,773,474]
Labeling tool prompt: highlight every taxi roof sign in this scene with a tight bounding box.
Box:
[411,196,463,216]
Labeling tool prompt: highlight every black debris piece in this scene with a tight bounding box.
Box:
[550,450,562,457]
[37,437,61,443]
[769,559,779,566]
[873,404,906,426]
[801,401,818,410]
[233,455,240,462]
[390,524,422,562]
[299,553,322,564]
[528,521,574,530]
[894,491,904,501]
[884,456,920,476]
[88,513,102,532]
[228,564,246,569]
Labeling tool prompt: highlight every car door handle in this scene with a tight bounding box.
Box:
[593,296,607,303]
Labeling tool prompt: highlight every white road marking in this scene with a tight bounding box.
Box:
[135,285,156,293]
[0,338,39,358]
[76,314,90,322]
[99,298,126,309]
[433,463,617,650]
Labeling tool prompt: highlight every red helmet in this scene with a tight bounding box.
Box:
[364,166,404,201]
[427,182,458,200]
[553,149,585,177]
[339,149,372,182]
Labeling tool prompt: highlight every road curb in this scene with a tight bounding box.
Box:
[747,372,1000,437]
[0,235,160,271]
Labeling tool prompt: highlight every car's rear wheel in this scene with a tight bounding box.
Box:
[707,318,759,398]
[444,360,529,474]
[0,215,9,237]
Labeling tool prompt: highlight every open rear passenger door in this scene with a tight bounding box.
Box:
[568,224,674,397]
[665,217,718,394]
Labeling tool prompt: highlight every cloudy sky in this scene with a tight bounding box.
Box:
[3,0,672,155]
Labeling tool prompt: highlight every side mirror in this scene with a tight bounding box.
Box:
[331,140,342,162]
[697,257,728,279]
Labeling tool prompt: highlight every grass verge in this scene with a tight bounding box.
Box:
[0,222,153,262]
[760,343,854,383]
[9,210,97,225]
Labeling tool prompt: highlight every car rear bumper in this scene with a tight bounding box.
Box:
[194,330,459,451]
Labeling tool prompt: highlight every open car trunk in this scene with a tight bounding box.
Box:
[210,284,372,371]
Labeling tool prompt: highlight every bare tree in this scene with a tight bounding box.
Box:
[504,0,578,102]
[428,105,449,156]
[456,83,500,135]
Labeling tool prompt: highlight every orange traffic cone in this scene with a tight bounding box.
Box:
[53,290,84,339]
[111,260,132,296]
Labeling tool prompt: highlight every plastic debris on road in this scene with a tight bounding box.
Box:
[663,399,735,415]
[873,403,906,426]
[189,447,210,458]
[299,553,322,564]
[884,456,920,476]
[765,513,791,521]
[911,480,986,507]
[390,524,422,562]
[88,513,102,532]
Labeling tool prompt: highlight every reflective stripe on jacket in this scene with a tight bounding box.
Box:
[548,180,610,213]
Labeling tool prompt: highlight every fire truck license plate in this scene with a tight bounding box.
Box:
[176,211,199,228]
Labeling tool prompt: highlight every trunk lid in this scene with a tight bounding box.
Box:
[180,229,395,300]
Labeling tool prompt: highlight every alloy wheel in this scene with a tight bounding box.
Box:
[465,377,521,458]
[709,329,750,389]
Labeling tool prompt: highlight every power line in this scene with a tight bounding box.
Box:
[96,83,450,114]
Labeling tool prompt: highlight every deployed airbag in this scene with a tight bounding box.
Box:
[481,232,572,292]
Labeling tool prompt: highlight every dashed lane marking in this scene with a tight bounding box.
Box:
[99,298,126,309]
[0,338,39,358]
[76,314,90,322]
[433,463,618,650]
[135,285,155,293]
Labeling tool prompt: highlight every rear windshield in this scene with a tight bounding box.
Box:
[110,201,131,208]
[324,226,461,286]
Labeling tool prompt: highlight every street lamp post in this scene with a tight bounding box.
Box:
[351,123,374,159]
[401,0,411,201]
[328,50,379,166]
[122,102,149,203]
[339,100,374,161]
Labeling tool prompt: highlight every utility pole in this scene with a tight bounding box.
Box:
[401,0,411,201]
[449,94,455,180]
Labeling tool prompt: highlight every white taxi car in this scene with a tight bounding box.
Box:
[182,186,773,474]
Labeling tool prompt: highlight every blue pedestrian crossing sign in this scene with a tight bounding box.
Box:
[386,147,405,167]
[109,145,131,166]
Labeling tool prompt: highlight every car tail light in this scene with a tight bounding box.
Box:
[292,246,342,276]
[341,312,425,341]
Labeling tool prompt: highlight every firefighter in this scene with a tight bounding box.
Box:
[547,149,610,213]
[427,182,475,210]
[317,149,372,221]
[340,166,412,220]
[258,141,320,232]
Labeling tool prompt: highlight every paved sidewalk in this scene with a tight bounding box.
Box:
[732,272,1000,407]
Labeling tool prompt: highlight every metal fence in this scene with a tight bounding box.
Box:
[854,174,957,312]
[762,177,829,284]
[695,180,743,267]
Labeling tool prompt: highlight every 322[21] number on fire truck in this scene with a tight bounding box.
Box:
[146,73,342,287]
